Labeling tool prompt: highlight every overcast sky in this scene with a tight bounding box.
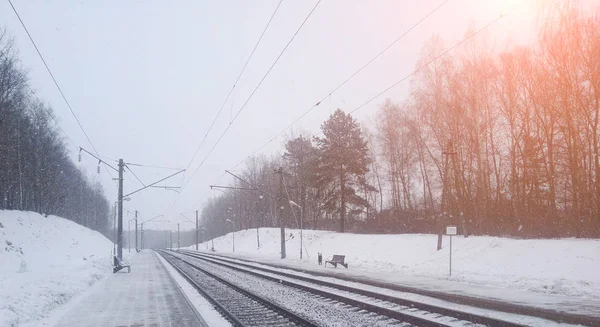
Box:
[1,0,577,230]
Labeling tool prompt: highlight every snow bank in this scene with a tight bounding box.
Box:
[192,228,600,300]
[0,210,114,327]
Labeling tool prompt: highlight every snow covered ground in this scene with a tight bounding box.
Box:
[190,228,600,301]
[0,210,116,327]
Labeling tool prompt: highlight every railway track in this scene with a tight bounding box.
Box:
[160,250,317,327]
[163,249,532,327]
[177,250,528,327]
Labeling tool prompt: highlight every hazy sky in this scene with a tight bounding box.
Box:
[1,0,569,230]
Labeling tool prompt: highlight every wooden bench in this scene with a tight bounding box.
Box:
[325,254,348,268]
[113,255,131,273]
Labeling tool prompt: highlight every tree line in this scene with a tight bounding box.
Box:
[0,28,110,234]
[201,4,599,239]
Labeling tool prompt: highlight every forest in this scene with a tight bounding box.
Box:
[0,28,110,234]
[1,3,598,242]
[200,5,600,239]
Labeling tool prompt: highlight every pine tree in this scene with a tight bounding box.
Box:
[284,135,318,228]
[315,109,370,232]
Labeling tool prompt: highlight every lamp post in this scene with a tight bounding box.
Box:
[257,195,264,249]
[134,209,138,251]
[113,202,117,254]
[113,197,131,258]
[200,226,210,250]
[180,212,199,250]
[289,200,303,259]
[195,210,199,251]
[226,219,235,253]
[128,218,136,253]
[138,214,163,250]
[141,222,144,249]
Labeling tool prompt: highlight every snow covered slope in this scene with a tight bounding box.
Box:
[0,210,114,327]
[193,228,600,300]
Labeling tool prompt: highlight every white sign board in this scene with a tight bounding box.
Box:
[446,226,457,235]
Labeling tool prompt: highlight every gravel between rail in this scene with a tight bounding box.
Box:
[165,249,538,327]
[183,250,599,326]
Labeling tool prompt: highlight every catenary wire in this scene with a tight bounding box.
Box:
[213,0,452,184]
[178,0,285,180]
[7,0,119,186]
[350,11,510,115]
[24,85,77,147]
[180,0,323,193]
[125,165,146,188]
[8,0,102,157]
[124,162,183,170]
[218,7,513,190]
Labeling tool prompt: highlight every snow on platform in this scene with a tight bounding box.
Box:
[0,210,115,327]
[55,251,206,327]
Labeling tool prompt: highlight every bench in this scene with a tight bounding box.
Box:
[113,255,131,273]
[325,254,348,268]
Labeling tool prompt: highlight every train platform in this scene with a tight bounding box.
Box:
[55,251,206,327]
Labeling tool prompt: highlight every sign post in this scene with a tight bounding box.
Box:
[446,226,457,276]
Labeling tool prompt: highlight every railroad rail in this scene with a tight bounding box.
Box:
[181,250,600,327]
[159,250,317,327]
[166,249,530,327]
[177,249,527,327]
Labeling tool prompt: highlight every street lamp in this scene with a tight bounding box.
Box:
[178,216,198,250]
[200,226,210,250]
[128,218,137,253]
[256,194,264,249]
[113,199,131,256]
[139,219,168,249]
[289,200,303,259]
[139,214,163,250]
[180,212,199,250]
[226,219,235,253]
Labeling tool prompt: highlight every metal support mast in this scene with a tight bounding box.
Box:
[117,159,124,260]
[195,210,199,251]
[276,167,286,259]
[135,210,138,251]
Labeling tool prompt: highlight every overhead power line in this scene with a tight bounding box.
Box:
[124,169,185,198]
[125,165,146,188]
[124,162,182,170]
[79,147,118,172]
[24,85,76,146]
[181,0,323,192]
[7,0,115,181]
[179,0,285,178]
[216,7,513,189]
[350,11,510,115]
[218,0,452,179]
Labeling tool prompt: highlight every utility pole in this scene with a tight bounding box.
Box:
[177,223,180,250]
[169,230,172,249]
[113,203,117,255]
[141,223,144,250]
[276,167,286,259]
[135,210,138,251]
[117,159,124,260]
[195,210,199,251]
[440,139,456,251]
[223,169,281,257]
